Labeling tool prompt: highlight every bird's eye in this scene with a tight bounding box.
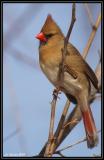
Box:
[45,34,53,39]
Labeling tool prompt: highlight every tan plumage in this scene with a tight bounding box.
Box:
[36,14,98,148]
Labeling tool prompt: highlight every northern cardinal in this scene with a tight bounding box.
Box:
[36,14,98,148]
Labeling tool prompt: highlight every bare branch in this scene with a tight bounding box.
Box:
[47,100,70,156]
[54,100,70,138]
[55,130,101,153]
[59,3,76,82]
[82,13,101,59]
[44,89,59,157]
[95,62,101,85]
[84,3,94,28]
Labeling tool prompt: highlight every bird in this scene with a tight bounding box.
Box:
[35,14,98,148]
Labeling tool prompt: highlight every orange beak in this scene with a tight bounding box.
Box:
[35,32,47,42]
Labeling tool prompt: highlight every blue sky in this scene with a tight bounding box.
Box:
[3,3,101,157]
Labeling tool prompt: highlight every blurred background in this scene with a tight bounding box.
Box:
[3,3,101,157]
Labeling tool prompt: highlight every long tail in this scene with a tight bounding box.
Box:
[81,105,98,148]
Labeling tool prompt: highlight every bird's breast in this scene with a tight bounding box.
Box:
[40,62,59,86]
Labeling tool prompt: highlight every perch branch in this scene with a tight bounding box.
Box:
[44,89,59,157]
[47,100,70,156]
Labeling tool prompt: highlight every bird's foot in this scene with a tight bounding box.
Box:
[53,87,62,99]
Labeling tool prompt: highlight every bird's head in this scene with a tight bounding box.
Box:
[35,14,64,43]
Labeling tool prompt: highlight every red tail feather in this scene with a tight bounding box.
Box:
[81,106,98,148]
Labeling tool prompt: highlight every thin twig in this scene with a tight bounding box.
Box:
[55,130,101,153]
[63,3,76,52]
[54,100,70,138]
[59,3,76,82]
[95,62,101,85]
[82,13,101,59]
[84,3,94,28]
[47,100,70,156]
[54,151,67,157]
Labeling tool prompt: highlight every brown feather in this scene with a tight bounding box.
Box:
[66,43,98,90]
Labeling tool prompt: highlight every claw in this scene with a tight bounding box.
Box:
[53,87,62,99]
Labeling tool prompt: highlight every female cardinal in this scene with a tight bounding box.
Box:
[36,14,98,148]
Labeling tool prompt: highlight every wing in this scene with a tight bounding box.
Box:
[66,43,98,90]
[83,60,98,89]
